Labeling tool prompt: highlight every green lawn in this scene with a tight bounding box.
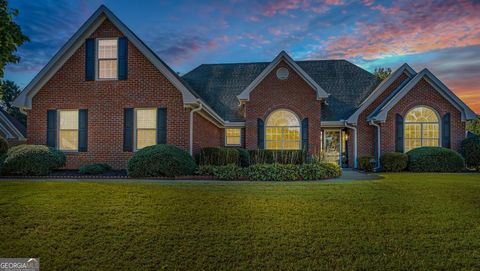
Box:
[0,174,479,270]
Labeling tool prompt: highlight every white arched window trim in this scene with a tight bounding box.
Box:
[404,106,441,152]
[265,109,301,150]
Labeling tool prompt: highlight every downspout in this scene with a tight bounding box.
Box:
[189,102,203,155]
[369,121,381,170]
[344,122,358,169]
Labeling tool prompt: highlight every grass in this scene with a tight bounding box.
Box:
[0,173,479,270]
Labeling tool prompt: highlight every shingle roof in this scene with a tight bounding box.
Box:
[181,60,380,122]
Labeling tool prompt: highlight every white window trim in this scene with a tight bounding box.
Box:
[133,108,157,151]
[265,109,302,150]
[96,37,118,80]
[403,106,442,152]
[225,128,242,147]
[57,109,79,152]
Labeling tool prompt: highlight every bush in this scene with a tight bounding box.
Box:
[380,152,408,172]
[79,163,112,175]
[459,135,480,171]
[195,165,216,176]
[300,162,342,180]
[0,136,8,155]
[358,156,376,172]
[406,147,465,172]
[196,147,239,166]
[212,164,245,181]
[127,144,196,177]
[2,145,66,176]
[249,150,306,165]
[234,148,250,167]
[246,163,301,181]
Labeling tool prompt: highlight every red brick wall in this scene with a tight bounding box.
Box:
[192,113,224,155]
[380,78,465,153]
[357,72,410,157]
[244,60,322,153]
[27,19,191,169]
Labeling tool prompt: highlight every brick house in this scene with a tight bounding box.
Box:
[13,6,477,169]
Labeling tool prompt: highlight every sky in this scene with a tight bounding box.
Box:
[4,0,480,113]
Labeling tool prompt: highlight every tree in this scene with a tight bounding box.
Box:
[0,0,29,78]
[374,67,392,80]
[0,80,25,125]
[467,116,480,136]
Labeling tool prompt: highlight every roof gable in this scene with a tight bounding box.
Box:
[371,68,477,121]
[13,5,198,109]
[237,51,329,101]
[182,59,380,122]
[346,63,416,124]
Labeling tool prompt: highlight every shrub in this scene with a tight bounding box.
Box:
[300,162,342,180]
[406,147,465,172]
[249,150,306,165]
[358,156,376,172]
[234,148,250,167]
[459,135,480,171]
[0,136,8,155]
[246,163,301,181]
[196,147,239,166]
[380,152,408,172]
[79,163,112,175]
[127,144,196,177]
[211,164,245,181]
[2,145,66,176]
[195,165,216,176]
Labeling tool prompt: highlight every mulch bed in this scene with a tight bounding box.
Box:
[0,170,216,180]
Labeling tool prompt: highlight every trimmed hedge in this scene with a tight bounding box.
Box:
[358,156,375,172]
[234,148,250,167]
[0,136,8,155]
[197,162,342,181]
[196,147,239,166]
[2,145,66,176]
[380,152,408,172]
[79,163,112,175]
[406,147,464,172]
[249,150,306,165]
[459,135,480,171]
[127,144,196,177]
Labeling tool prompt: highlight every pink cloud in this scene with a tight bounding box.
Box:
[263,0,309,16]
[247,15,260,22]
[319,0,480,60]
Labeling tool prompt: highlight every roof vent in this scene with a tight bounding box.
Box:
[276,67,289,80]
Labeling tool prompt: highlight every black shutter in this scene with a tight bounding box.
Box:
[118,37,128,80]
[157,108,167,144]
[47,110,57,148]
[240,128,245,148]
[442,113,451,148]
[85,38,95,81]
[257,118,264,149]
[301,118,309,151]
[123,108,134,151]
[78,109,88,152]
[395,114,404,152]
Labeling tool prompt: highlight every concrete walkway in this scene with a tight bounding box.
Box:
[323,169,383,182]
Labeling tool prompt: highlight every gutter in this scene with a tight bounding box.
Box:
[369,121,381,170]
[344,122,358,168]
[189,102,203,155]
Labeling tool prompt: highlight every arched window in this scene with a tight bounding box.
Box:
[265,110,301,150]
[404,106,440,152]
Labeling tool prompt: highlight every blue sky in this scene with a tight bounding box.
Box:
[4,0,480,112]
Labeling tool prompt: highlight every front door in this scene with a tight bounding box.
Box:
[324,130,341,164]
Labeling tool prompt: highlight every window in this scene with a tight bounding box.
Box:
[97,39,118,79]
[58,110,79,151]
[404,106,440,152]
[225,128,241,146]
[135,108,156,150]
[265,109,300,150]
